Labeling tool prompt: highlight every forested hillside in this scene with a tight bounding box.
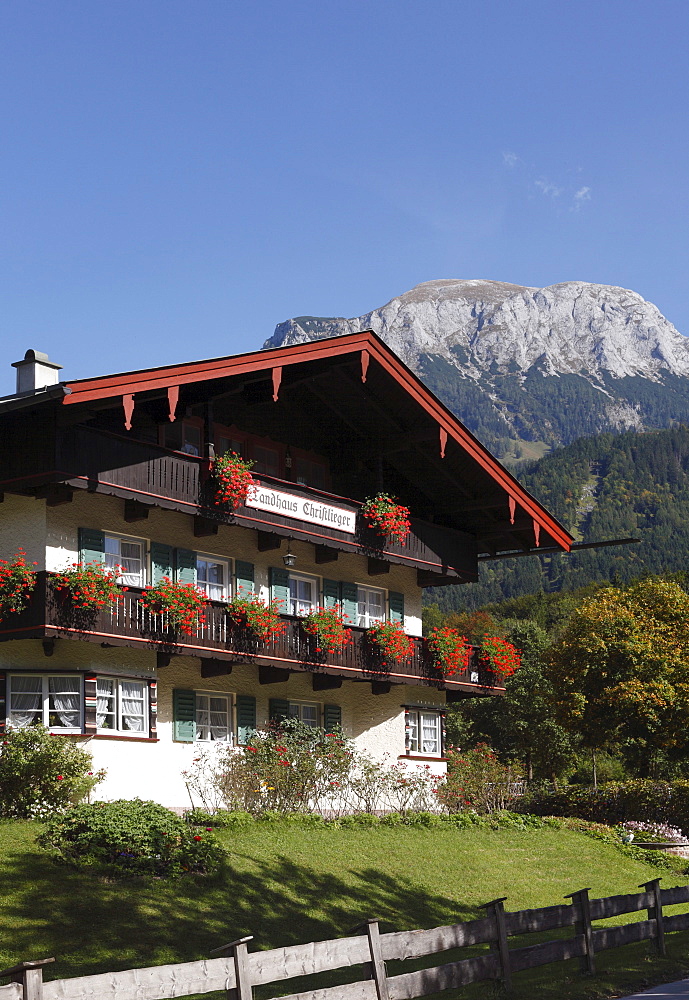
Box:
[428,425,689,611]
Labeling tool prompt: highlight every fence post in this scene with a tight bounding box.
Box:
[210,935,254,1000]
[640,878,666,956]
[565,888,595,975]
[0,959,55,1000]
[349,919,390,1000]
[481,897,512,990]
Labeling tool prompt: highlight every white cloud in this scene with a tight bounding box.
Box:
[502,151,519,168]
[535,178,563,198]
[573,186,592,210]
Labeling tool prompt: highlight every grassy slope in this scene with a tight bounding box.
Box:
[2,821,689,1000]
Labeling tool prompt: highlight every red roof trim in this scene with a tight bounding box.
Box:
[63,331,572,551]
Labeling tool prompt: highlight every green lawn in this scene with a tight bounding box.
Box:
[2,819,689,1000]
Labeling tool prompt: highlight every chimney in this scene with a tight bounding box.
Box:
[11,349,62,394]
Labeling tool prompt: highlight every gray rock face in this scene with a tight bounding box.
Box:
[265,279,689,384]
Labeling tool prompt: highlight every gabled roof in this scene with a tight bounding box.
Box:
[63,330,573,555]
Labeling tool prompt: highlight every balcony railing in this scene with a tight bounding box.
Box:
[0,574,497,693]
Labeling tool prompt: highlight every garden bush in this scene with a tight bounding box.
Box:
[437,743,524,814]
[516,779,689,834]
[0,725,103,818]
[39,799,224,877]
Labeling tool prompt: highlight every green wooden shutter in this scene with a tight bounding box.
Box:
[270,567,290,613]
[173,689,196,742]
[175,548,197,586]
[340,582,358,626]
[150,542,173,585]
[0,672,6,734]
[269,698,290,723]
[389,591,405,624]
[323,704,342,734]
[236,694,256,744]
[235,560,255,596]
[322,579,339,609]
[78,528,105,565]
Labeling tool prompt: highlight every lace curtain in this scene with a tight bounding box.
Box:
[9,676,42,728]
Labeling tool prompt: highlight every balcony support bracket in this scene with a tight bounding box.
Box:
[194,516,219,537]
[259,665,290,685]
[42,638,55,657]
[367,557,390,576]
[312,673,343,691]
[124,499,150,522]
[156,653,173,669]
[315,545,339,564]
[201,658,232,678]
[257,531,281,552]
[371,680,392,695]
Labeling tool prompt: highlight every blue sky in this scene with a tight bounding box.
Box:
[0,0,687,390]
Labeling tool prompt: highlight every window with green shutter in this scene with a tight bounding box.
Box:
[389,591,404,623]
[236,694,256,744]
[172,689,196,742]
[323,704,342,734]
[270,567,290,613]
[78,528,105,565]
[235,560,255,596]
[150,542,173,585]
[322,579,339,608]
[269,698,290,723]
[340,581,358,625]
[175,548,197,586]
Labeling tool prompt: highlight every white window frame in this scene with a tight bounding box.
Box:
[96,677,149,736]
[288,572,319,616]
[195,691,234,743]
[8,673,83,733]
[356,585,386,628]
[103,532,147,588]
[288,700,321,729]
[196,553,232,602]
[405,708,444,757]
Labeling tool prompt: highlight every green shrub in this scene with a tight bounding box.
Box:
[39,799,224,877]
[185,808,253,829]
[0,725,103,818]
[437,744,524,814]
[516,780,689,834]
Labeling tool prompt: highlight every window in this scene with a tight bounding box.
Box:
[294,457,327,490]
[196,555,230,601]
[104,533,145,587]
[252,444,280,477]
[163,419,202,456]
[405,709,444,757]
[195,692,232,742]
[357,586,385,628]
[289,574,317,615]
[288,701,320,728]
[216,435,245,458]
[97,678,148,734]
[8,675,81,731]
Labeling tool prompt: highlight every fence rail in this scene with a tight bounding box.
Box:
[2,878,688,1000]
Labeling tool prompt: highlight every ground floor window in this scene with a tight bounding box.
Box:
[195,692,232,742]
[97,678,148,734]
[288,701,320,728]
[8,674,82,731]
[405,708,444,756]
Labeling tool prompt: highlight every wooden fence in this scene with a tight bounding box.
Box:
[2,878,689,1000]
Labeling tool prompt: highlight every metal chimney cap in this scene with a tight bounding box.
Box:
[12,349,62,371]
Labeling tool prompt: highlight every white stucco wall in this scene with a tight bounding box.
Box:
[0,494,47,570]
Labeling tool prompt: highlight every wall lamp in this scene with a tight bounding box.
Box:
[283,540,297,568]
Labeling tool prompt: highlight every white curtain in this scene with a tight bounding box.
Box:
[49,677,81,728]
[209,697,230,741]
[96,679,113,728]
[9,676,41,728]
[121,681,144,732]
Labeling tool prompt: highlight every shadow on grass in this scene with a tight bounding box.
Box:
[0,839,476,985]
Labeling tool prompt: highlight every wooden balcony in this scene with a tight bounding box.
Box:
[0,574,500,696]
[23,425,477,584]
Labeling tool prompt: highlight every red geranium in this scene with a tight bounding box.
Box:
[226,593,285,642]
[366,620,414,664]
[140,577,207,635]
[0,549,37,619]
[53,561,124,612]
[301,604,352,653]
[426,627,471,676]
[212,452,256,508]
[361,493,411,545]
[479,636,521,680]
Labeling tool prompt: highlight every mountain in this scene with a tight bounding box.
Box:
[265,280,689,458]
[428,424,689,612]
